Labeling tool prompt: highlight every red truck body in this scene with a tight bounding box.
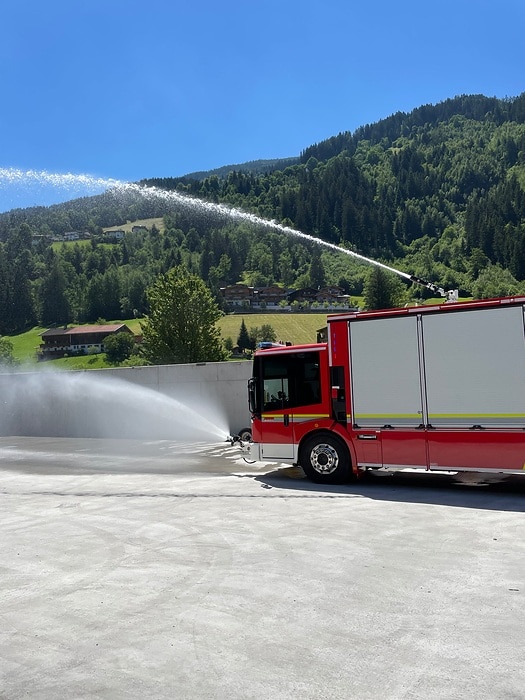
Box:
[247,296,525,483]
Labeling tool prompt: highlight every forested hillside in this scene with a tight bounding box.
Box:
[1,93,525,334]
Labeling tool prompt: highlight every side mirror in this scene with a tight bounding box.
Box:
[248,377,257,414]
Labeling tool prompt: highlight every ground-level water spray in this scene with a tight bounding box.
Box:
[0,369,230,442]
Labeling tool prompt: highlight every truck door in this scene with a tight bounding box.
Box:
[255,349,325,461]
[258,368,295,460]
[349,315,428,469]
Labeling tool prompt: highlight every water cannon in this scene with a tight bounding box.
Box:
[345,253,459,304]
[444,289,459,302]
[227,427,252,447]
[408,275,458,303]
[227,431,255,463]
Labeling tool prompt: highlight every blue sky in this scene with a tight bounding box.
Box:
[0,0,523,212]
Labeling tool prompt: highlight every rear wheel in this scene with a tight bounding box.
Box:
[299,433,351,484]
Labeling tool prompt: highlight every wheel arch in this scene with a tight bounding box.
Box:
[297,428,356,473]
[298,429,355,483]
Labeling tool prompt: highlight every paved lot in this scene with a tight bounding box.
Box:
[1,436,525,699]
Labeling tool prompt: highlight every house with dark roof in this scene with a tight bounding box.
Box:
[39,324,134,360]
[252,285,287,308]
[219,284,254,307]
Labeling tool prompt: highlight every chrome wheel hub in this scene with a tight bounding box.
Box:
[310,443,339,474]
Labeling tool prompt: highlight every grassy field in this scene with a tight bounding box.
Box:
[8,327,47,363]
[51,239,92,252]
[6,300,450,369]
[219,313,326,346]
[5,314,326,368]
[103,217,165,233]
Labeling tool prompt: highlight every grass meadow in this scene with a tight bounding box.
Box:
[5,313,327,369]
[6,296,448,370]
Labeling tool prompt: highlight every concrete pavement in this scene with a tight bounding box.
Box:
[1,437,525,699]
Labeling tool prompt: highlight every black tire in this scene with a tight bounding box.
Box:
[238,427,252,442]
[299,433,351,484]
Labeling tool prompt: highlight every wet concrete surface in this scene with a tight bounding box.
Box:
[1,436,525,699]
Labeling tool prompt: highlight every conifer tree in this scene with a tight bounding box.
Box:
[363,267,405,310]
[237,318,251,353]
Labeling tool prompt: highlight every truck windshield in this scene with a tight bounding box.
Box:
[252,351,321,413]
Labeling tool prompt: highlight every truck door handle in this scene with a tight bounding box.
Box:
[284,414,289,427]
[357,434,377,440]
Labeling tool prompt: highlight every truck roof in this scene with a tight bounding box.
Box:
[327,295,525,324]
[254,342,326,356]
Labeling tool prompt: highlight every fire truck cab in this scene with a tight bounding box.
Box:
[247,296,525,483]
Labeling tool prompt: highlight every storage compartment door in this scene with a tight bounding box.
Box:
[423,306,525,428]
[350,316,424,428]
[350,316,427,469]
[423,305,525,471]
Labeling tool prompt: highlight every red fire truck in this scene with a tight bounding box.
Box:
[247,296,525,483]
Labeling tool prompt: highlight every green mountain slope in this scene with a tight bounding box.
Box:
[1,92,525,333]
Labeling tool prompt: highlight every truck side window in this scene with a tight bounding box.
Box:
[302,358,321,405]
[261,352,321,411]
[263,377,290,411]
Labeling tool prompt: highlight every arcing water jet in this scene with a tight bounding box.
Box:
[0,167,456,298]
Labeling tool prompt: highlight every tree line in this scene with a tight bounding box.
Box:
[1,92,525,335]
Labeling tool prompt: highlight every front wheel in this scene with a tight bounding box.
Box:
[237,427,252,443]
[299,434,351,484]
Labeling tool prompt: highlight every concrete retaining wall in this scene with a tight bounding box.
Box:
[0,361,253,440]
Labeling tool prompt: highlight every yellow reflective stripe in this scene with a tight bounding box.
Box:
[354,412,525,420]
[261,413,330,420]
[293,414,330,419]
[354,413,421,419]
[428,413,525,419]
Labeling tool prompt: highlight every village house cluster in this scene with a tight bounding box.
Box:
[219,284,355,311]
[31,225,150,245]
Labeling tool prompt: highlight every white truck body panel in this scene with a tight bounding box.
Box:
[422,305,525,426]
[349,303,525,429]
